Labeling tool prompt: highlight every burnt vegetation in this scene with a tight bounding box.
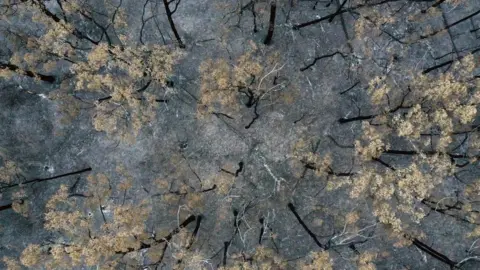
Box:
[1,0,480,269]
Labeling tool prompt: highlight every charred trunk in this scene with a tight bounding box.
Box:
[263,2,277,45]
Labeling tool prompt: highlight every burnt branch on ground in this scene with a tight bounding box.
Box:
[0,62,56,83]
[300,51,347,71]
[0,167,92,192]
[409,237,459,269]
[245,99,260,129]
[288,202,327,250]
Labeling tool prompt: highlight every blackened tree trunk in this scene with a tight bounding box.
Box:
[0,63,56,83]
[263,2,277,45]
[162,0,186,48]
[0,203,12,212]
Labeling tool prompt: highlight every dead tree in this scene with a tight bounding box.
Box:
[162,0,186,48]
[263,1,277,45]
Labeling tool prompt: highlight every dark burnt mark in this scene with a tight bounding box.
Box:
[288,203,326,249]
[202,185,217,192]
[251,2,258,33]
[338,114,376,123]
[187,215,202,249]
[259,217,265,244]
[300,51,347,71]
[119,215,196,255]
[0,203,13,212]
[328,0,347,23]
[339,81,360,95]
[349,243,360,254]
[372,158,396,171]
[0,167,92,192]
[410,237,458,268]
[235,162,244,177]
[339,88,411,124]
[223,241,229,266]
[220,168,235,176]
[212,112,235,119]
[293,112,306,124]
[69,177,82,194]
[0,63,55,83]
[245,101,260,129]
